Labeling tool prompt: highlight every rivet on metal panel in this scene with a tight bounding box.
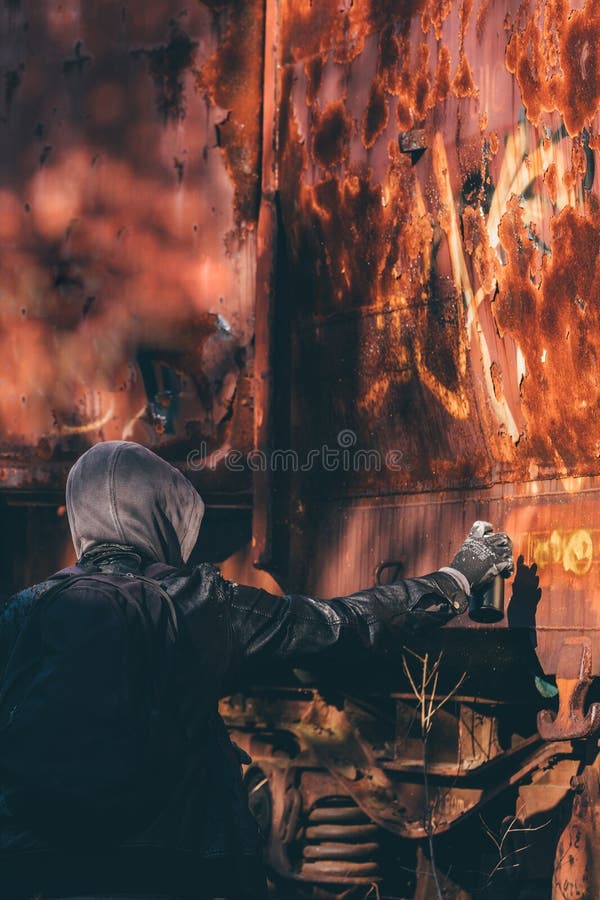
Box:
[537,637,600,741]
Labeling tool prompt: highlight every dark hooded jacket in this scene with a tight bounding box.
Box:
[0,441,468,899]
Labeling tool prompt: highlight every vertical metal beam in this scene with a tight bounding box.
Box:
[252,0,279,568]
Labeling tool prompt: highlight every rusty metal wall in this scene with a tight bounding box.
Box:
[271,0,600,675]
[4,0,600,678]
[0,0,263,493]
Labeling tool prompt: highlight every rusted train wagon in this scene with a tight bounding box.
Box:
[1,0,600,897]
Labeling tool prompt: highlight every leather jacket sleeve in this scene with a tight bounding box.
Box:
[228,571,468,667]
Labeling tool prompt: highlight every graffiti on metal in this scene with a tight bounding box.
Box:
[273,0,600,497]
[528,528,596,575]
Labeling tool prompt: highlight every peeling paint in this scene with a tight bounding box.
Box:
[275,0,600,502]
[505,0,600,136]
[197,0,264,228]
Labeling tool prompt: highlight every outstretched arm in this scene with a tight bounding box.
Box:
[228,521,513,667]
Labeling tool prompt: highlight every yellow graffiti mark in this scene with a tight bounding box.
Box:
[529,528,594,576]
[563,529,594,576]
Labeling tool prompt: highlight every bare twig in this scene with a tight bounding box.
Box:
[402,649,467,900]
[479,811,551,887]
[365,883,381,899]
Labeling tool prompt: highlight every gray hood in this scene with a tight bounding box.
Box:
[66,441,205,566]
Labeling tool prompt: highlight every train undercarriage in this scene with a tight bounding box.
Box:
[222,628,600,899]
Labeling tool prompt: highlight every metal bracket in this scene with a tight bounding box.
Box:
[537,637,600,740]
[374,560,405,586]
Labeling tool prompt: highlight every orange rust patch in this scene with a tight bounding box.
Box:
[460,0,474,37]
[506,0,600,135]
[362,77,389,149]
[312,100,353,170]
[197,0,264,226]
[421,0,452,41]
[558,3,600,134]
[451,54,477,98]
[280,0,429,65]
[378,24,401,95]
[462,206,496,294]
[570,138,588,182]
[505,16,547,125]
[496,195,600,467]
[544,162,558,205]
[414,43,434,119]
[490,360,505,403]
[403,210,434,262]
[476,0,492,42]
[451,0,477,98]
[279,84,432,315]
[434,44,452,102]
[304,54,323,106]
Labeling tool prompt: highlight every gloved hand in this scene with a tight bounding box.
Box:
[445,521,514,592]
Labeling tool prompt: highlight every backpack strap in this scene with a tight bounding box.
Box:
[121,572,179,638]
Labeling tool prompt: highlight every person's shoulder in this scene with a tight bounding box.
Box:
[161,561,232,601]
[0,569,74,619]
[0,582,39,626]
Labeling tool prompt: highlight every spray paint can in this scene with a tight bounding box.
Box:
[469,575,505,623]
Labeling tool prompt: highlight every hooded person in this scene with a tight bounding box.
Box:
[66,439,206,570]
[0,441,514,900]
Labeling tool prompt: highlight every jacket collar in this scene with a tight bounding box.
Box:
[78,542,149,574]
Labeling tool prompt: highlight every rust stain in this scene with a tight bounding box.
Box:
[275,0,600,501]
[462,206,495,294]
[279,0,486,71]
[506,0,600,136]
[313,101,353,170]
[434,44,452,103]
[489,359,504,404]
[197,0,264,228]
[394,38,437,130]
[414,44,434,119]
[496,196,600,469]
[378,24,401,95]
[421,0,452,41]
[451,54,477,98]
[475,0,492,42]
[544,162,558,205]
[132,23,198,122]
[2,65,24,120]
[304,54,323,106]
[452,0,478,98]
[361,77,388,149]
